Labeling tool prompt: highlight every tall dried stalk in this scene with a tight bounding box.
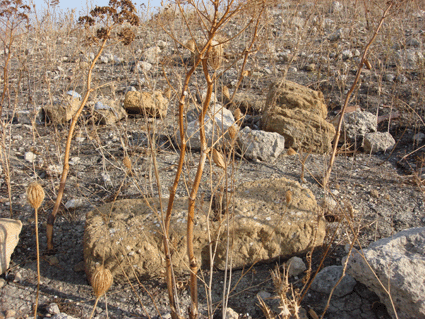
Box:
[323,1,398,188]
[46,0,139,250]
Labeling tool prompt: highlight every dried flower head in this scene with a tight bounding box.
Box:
[26,182,45,210]
[286,147,297,156]
[123,155,132,171]
[228,125,238,140]
[285,190,292,206]
[91,265,113,298]
[222,86,230,100]
[212,149,226,170]
[234,108,242,122]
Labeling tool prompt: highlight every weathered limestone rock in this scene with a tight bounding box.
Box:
[340,110,377,140]
[84,178,325,283]
[363,132,395,153]
[43,91,82,124]
[346,228,425,319]
[124,91,168,118]
[0,218,23,275]
[180,105,235,150]
[93,100,127,125]
[261,80,335,153]
[213,177,326,270]
[237,127,285,162]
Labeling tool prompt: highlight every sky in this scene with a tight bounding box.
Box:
[30,0,164,15]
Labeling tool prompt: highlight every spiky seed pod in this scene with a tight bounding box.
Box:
[286,190,292,206]
[212,149,226,170]
[91,265,113,298]
[163,87,172,99]
[234,108,242,123]
[222,86,230,101]
[228,125,238,140]
[286,147,297,156]
[123,156,132,171]
[27,182,45,210]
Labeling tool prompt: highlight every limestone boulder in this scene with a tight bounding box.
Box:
[0,218,23,275]
[346,227,425,319]
[84,197,209,282]
[93,100,127,125]
[212,177,326,270]
[44,91,82,124]
[363,132,395,153]
[179,105,235,150]
[261,80,335,153]
[237,127,285,162]
[123,91,168,118]
[84,178,326,282]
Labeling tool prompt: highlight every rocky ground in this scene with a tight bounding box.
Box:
[1,1,425,319]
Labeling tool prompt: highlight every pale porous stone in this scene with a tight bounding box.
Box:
[93,100,127,125]
[180,105,235,150]
[237,127,285,162]
[0,218,23,275]
[212,177,326,270]
[286,256,306,277]
[346,227,425,319]
[43,91,82,124]
[260,80,335,153]
[142,46,161,64]
[363,132,395,153]
[84,178,325,283]
[340,110,377,140]
[311,265,356,298]
[123,91,168,118]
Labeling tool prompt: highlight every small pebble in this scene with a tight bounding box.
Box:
[47,303,60,315]
[370,189,379,198]
[24,152,36,163]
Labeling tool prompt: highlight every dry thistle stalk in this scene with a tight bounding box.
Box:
[26,182,44,318]
[212,148,226,170]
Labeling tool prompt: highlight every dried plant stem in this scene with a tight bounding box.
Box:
[89,296,101,319]
[34,206,40,318]
[323,2,394,188]
[46,38,108,250]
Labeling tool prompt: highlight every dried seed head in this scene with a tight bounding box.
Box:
[91,265,113,298]
[26,182,45,210]
[286,147,297,156]
[164,87,172,99]
[234,108,242,122]
[212,149,226,170]
[285,190,292,206]
[123,156,132,171]
[222,86,230,100]
[228,125,238,140]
